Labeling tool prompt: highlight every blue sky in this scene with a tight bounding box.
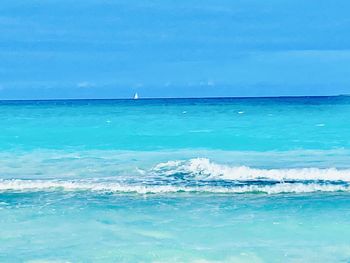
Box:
[1,0,350,99]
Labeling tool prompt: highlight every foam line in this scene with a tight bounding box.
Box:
[0,179,349,194]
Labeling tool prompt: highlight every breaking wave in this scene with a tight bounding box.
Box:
[1,158,350,195]
[152,158,350,182]
[0,179,349,194]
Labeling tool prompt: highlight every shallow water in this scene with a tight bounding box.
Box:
[1,97,350,262]
[2,192,350,262]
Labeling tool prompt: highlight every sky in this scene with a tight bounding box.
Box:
[0,0,350,99]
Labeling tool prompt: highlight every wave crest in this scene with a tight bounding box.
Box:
[152,158,350,182]
[2,158,350,195]
[0,179,349,194]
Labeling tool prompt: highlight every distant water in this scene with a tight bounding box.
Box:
[1,96,350,262]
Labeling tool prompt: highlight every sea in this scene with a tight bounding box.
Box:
[1,96,350,262]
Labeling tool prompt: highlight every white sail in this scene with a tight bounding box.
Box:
[133,93,139,100]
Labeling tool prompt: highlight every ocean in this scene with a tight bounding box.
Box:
[1,96,350,262]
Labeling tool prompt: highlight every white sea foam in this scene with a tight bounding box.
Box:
[0,179,349,194]
[153,158,350,182]
[0,158,350,194]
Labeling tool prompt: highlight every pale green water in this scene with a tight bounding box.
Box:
[1,97,350,262]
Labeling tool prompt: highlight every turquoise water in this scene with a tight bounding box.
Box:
[1,96,350,262]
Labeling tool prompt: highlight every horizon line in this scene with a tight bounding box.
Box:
[0,94,349,102]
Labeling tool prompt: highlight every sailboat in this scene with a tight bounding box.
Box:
[133,92,139,100]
